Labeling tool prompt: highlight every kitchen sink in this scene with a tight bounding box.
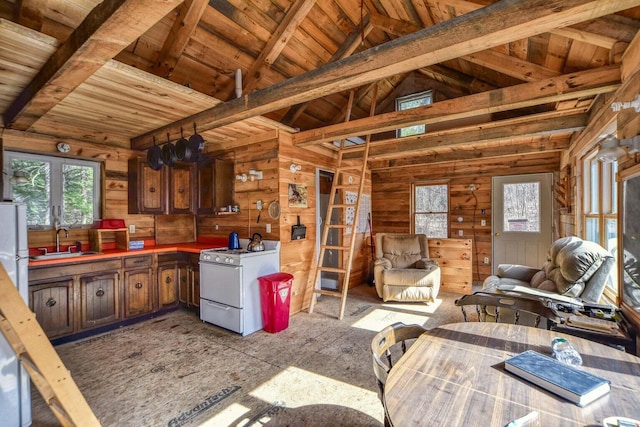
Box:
[30,251,102,260]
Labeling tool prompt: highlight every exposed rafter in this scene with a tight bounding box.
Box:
[3,0,183,131]
[149,0,209,79]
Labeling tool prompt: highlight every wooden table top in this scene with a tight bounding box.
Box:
[384,322,640,426]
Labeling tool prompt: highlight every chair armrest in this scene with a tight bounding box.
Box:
[496,284,583,309]
[416,258,439,269]
[374,258,392,269]
[497,264,541,282]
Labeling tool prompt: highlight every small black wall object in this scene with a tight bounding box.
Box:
[291,215,306,240]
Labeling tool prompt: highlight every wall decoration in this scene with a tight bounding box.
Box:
[288,183,308,208]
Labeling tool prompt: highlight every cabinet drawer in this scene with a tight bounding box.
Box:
[124,255,152,268]
[200,299,242,333]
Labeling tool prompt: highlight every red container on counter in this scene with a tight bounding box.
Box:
[93,219,126,229]
[258,272,293,333]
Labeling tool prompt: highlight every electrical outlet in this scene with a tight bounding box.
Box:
[484,257,490,264]
[129,224,135,234]
[215,224,219,231]
[481,219,486,226]
[458,230,463,236]
[266,223,271,233]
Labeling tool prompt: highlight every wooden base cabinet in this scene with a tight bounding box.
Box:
[80,272,120,329]
[124,268,153,317]
[158,264,179,308]
[29,278,74,339]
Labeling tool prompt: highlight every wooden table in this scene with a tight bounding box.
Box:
[384,322,640,426]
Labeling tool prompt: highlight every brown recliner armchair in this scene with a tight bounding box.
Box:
[374,233,440,303]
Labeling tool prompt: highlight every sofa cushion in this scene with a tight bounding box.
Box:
[382,235,422,268]
[530,270,546,288]
[548,268,584,297]
[547,236,581,262]
[383,267,439,286]
[557,240,608,283]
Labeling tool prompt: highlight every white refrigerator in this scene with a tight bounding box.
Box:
[0,202,31,426]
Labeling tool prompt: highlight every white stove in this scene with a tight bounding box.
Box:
[199,239,280,335]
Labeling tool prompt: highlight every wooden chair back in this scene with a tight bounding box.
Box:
[454,292,560,328]
[371,322,427,427]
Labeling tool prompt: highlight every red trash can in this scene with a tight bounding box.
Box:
[258,272,294,333]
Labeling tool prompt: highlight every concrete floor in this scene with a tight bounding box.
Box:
[31,285,465,426]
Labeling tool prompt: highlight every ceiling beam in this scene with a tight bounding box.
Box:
[149,0,209,79]
[3,0,183,131]
[131,0,640,150]
[293,65,620,146]
[243,0,317,95]
[354,112,587,161]
[367,136,571,170]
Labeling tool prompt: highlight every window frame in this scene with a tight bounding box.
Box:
[3,150,102,230]
[395,90,433,138]
[581,149,618,300]
[411,181,449,238]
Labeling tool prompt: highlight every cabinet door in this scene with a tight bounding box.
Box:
[80,272,119,329]
[158,265,179,308]
[170,163,194,214]
[214,158,234,210]
[29,279,74,338]
[124,268,154,317]
[196,158,215,214]
[128,157,167,214]
[190,266,200,308]
[178,263,190,304]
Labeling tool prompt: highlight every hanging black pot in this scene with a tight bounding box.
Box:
[161,143,177,166]
[175,128,190,161]
[187,124,205,162]
[147,142,163,171]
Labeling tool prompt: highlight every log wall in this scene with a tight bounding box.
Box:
[371,152,562,283]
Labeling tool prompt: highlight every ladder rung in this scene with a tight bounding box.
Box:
[327,224,348,229]
[314,289,343,297]
[333,184,359,190]
[319,267,347,273]
[322,245,350,250]
[329,204,354,208]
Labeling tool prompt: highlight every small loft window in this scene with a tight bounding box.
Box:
[396,90,432,138]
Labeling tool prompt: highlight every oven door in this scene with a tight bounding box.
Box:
[200,263,243,308]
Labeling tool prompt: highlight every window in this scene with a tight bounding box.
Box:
[582,151,618,295]
[3,151,101,229]
[502,182,540,232]
[413,182,448,238]
[396,91,432,137]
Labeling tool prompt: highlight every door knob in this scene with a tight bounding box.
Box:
[495,232,500,236]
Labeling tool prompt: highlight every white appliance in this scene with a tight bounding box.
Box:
[199,239,280,336]
[0,203,31,427]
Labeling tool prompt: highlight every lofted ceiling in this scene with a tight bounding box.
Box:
[1,0,640,168]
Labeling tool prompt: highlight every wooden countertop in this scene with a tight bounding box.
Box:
[28,242,225,267]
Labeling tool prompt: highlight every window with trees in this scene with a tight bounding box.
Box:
[413,182,448,238]
[582,151,618,295]
[3,151,101,229]
[396,91,432,137]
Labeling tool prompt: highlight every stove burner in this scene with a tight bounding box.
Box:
[212,248,250,255]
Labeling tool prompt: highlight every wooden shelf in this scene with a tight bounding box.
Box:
[89,228,130,252]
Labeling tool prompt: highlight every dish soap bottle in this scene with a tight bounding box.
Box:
[551,337,582,366]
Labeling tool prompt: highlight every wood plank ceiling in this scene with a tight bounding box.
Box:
[1,0,639,168]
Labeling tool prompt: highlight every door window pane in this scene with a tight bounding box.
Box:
[502,182,540,232]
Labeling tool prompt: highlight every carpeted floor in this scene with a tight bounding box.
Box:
[31,284,471,427]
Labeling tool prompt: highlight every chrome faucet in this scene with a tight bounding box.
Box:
[56,228,69,253]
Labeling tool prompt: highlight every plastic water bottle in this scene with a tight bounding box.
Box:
[551,337,582,366]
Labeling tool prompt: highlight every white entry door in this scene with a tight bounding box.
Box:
[492,173,553,273]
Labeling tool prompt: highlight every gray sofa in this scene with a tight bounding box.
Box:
[483,236,615,304]
[374,233,440,303]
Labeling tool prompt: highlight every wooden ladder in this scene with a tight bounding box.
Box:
[308,84,377,320]
[0,265,100,427]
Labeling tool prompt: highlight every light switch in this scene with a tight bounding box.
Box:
[481,219,486,226]
[266,223,271,233]
[129,224,135,234]
[458,230,463,236]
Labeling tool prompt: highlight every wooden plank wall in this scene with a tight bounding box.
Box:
[371,152,561,283]
[1,130,153,251]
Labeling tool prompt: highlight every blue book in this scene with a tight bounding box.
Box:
[504,350,610,407]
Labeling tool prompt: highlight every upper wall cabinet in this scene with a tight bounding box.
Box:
[128,158,195,215]
[196,157,234,215]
